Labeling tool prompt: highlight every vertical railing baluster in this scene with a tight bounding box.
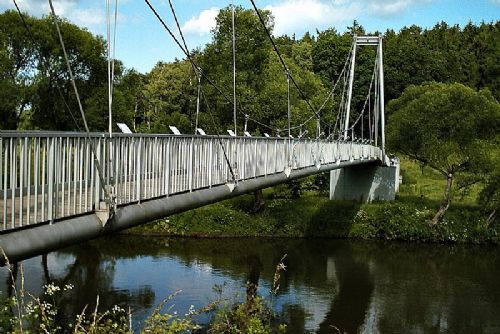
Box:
[127,138,132,202]
[34,138,39,223]
[67,138,72,216]
[41,139,46,221]
[166,138,170,196]
[94,139,101,210]
[47,138,55,223]
[19,138,25,226]
[85,139,90,211]
[160,139,165,195]
[73,138,78,215]
[61,138,66,217]
[2,139,7,230]
[189,137,193,192]
[27,138,32,225]
[136,137,141,202]
[208,139,213,188]
[54,137,61,220]
[10,140,15,228]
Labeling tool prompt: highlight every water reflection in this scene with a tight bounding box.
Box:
[1,236,499,333]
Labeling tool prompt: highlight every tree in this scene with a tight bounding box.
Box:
[387,82,500,224]
[199,6,274,133]
[0,10,115,131]
[142,60,197,133]
[115,69,147,132]
[476,135,500,227]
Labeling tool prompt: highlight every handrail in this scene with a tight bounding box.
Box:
[0,133,382,232]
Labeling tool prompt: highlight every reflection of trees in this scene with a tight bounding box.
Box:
[318,243,374,334]
[37,242,156,329]
[107,236,339,294]
[6,235,499,334]
[362,243,500,333]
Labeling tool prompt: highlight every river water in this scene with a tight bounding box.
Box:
[1,236,499,333]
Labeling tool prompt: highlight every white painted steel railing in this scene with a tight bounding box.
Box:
[0,131,382,231]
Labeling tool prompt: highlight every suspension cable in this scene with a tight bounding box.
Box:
[153,0,278,136]
[231,1,237,136]
[106,0,119,136]
[344,54,378,133]
[48,0,112,205]
[12,0,83,131]
[327,48,351,140]
[199,87,237,180]
[145,0,228,106]
[158,0,239,179]
[248,0,320,122]
[294,42,354,135]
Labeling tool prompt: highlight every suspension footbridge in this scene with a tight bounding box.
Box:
[1,0,397,263]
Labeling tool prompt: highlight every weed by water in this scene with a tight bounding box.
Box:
[0,252,289,333]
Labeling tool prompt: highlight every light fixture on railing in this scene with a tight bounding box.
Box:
[169,126,181,135]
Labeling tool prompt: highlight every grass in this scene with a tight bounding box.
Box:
[128,157,499,244]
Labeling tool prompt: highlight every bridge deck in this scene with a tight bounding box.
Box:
[1,132,382,233]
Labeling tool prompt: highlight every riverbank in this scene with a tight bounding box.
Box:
[128,159,499,244]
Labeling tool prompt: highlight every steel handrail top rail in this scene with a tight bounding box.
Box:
[0,130,370,144]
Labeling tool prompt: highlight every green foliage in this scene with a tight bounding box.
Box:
[3,7,500,140]
[387,82,499,173]
[0,280,131,334]
[387,82,500,222]
[209,294,285,334]
[142,60,197,134]
[131,157,499,244]
[1,258,287,333]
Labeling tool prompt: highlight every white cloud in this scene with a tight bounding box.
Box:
[368,0,432,17]
[71,7,105,27]
[0,0,106,29]
[265,0,361,36]
[0,0,73,17]
[490,0,500,4]
[181,7,219,36]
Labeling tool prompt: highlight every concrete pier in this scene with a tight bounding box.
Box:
[330,163,399,203]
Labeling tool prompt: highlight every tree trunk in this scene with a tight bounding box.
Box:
[486,208,497,228]
[133,101,138,132]
[431,172,453,226]
[252,189,265,213]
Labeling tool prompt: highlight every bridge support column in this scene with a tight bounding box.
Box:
[329,163,399,203]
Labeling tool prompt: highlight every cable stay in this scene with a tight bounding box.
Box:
[160,0,238,182]
[12,0,83,131]
[293,42,354,136]
[345,55,377,132]
[249,0,320,123]
[106,0,119,137]
[147,0,278,137]
[47,0,114,211]
[249,0,358,140]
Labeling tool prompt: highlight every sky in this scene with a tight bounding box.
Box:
[1,0,499,73]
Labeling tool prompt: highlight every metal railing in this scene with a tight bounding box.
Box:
[0,131,382,232]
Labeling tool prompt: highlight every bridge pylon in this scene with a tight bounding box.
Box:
[344,35,386,157]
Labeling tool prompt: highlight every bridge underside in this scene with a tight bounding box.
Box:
[0,159,379,263]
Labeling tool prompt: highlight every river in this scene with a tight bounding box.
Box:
[1,236,499,333]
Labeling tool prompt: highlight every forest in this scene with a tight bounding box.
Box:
[1,7,499,137]
[2,6,500,219]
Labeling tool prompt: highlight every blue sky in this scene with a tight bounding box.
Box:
[1,0,499,73]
